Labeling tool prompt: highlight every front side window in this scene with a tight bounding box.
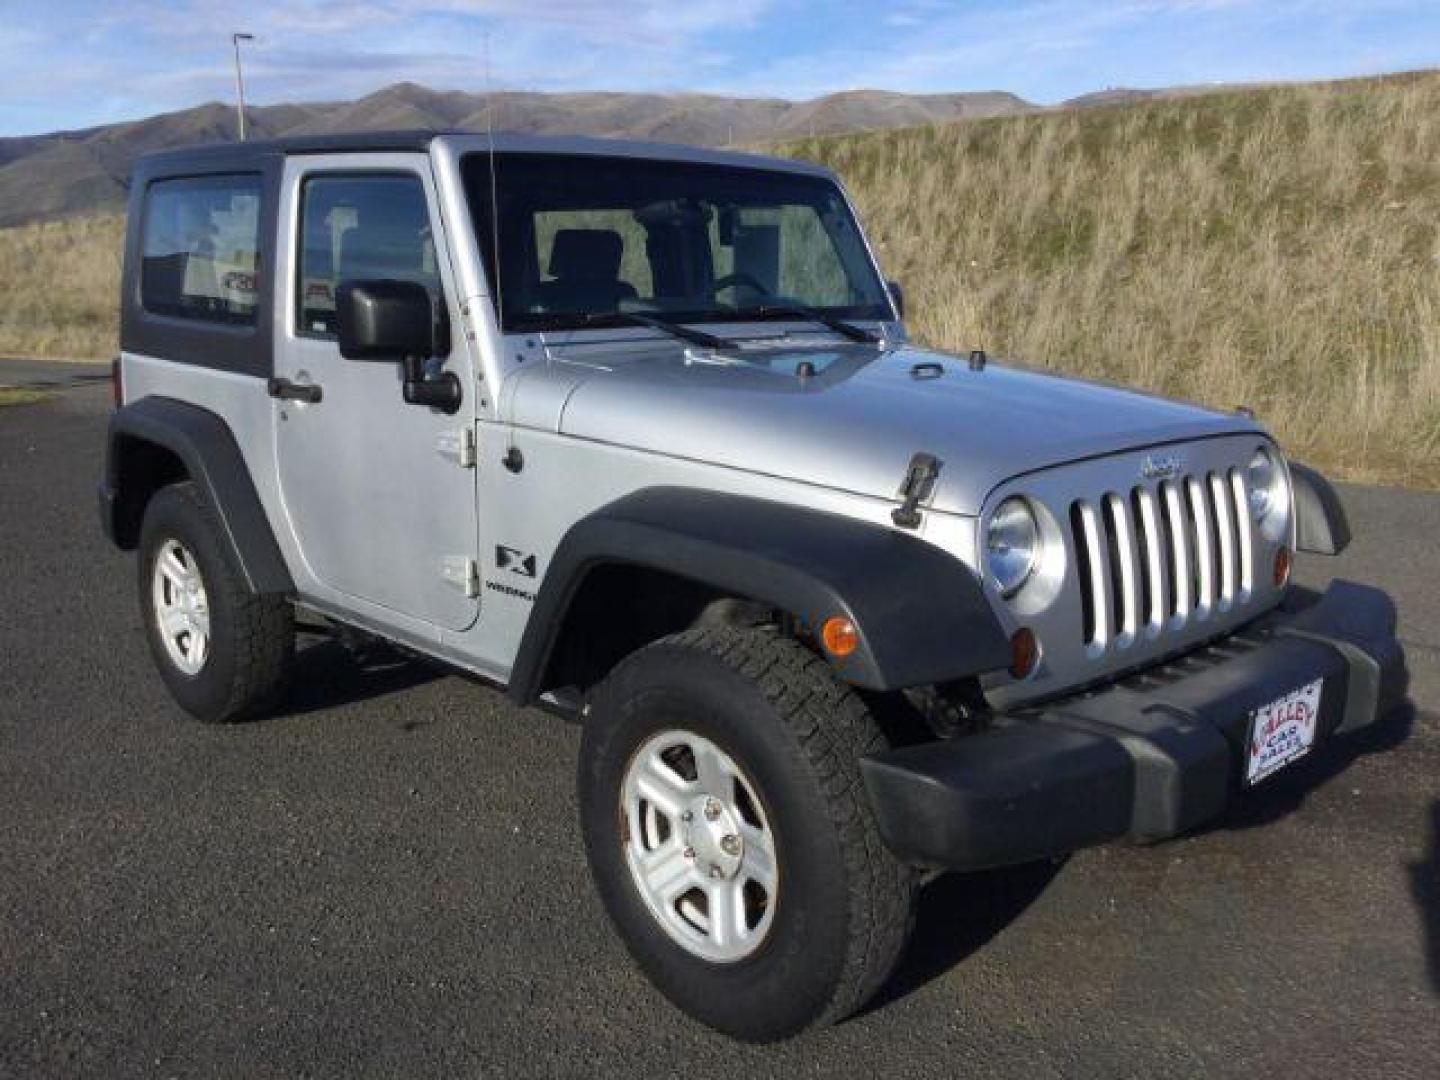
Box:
[296,173,439,337]
[463,154,890,332]
[141,174,262,325]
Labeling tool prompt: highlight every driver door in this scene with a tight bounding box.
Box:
[273,155,480,633]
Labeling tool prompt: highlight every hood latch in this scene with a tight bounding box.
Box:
[892,452,942,529]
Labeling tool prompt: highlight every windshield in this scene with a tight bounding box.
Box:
[462,153,892,333]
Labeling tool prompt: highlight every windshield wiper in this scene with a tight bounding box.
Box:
[578,310,737,351]
[746,304,881,345]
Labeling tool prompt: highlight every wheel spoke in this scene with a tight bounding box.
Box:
[740,823,777,890]
[159,548,189,590]
[692,741,733,800]
[188,622,209,666]
[632,753,691,817]
[705,878,746,948]
[640,842,694,903]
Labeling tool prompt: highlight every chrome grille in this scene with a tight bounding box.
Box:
[1070,467,1255,656]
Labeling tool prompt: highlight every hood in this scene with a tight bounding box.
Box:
[512,340,1263,515]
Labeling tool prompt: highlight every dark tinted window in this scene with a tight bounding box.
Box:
[141,175,262,325]
[463,153,890,332]
[297,174,439,337]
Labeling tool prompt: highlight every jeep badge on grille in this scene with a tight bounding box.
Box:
[1141,453,1185,481]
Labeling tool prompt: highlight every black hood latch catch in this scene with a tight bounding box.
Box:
[892,452,942,529]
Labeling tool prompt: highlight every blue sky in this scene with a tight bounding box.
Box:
[2,0,1438,136]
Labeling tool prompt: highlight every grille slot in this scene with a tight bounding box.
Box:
[1070,468,1257,656]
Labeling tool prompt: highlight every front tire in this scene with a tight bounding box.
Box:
[138,482,293,722]
[579,626,915,1041]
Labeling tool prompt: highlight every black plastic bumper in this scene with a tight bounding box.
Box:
[860,581,1407,871]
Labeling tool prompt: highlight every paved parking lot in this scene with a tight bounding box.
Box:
[2,383,1437,1077]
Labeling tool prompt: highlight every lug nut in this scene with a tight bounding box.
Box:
[708,865,724,879]
[682,847,695,860]
[681,810,693,822]
[704,799,722,821]
[719,834,741,856]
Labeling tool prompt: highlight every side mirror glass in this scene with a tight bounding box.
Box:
[336,279,435,361]
[887,279,905,320]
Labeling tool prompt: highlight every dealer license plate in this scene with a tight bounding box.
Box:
[1245,678,1324,785]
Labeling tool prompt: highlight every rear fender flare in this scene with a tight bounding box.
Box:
[101,396,293,595]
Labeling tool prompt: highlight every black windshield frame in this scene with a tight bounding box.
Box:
[462,152,893,334]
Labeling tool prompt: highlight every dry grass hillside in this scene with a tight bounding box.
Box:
[779,71,1440,487]
[1,71,1437,485]
[0,215,121,359]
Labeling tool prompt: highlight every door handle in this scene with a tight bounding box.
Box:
[267,377,323,404]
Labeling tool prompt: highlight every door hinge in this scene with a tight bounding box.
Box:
[435,427,477,468]
[441,556,480,598]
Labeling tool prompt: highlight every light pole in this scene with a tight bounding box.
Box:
[231,32,255,141]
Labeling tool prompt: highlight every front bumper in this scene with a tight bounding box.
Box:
[860,580,1407,871]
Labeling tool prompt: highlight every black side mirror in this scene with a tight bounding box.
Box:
[336,279,434,360]
[887,280,905,320]
[336,279,461,414]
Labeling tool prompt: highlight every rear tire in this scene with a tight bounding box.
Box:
[137,482,293,722]
[578,626,915,1041]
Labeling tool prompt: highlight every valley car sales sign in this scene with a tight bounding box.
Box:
[1246,678,1324,784]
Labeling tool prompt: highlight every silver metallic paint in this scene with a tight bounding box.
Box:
[526,339,1261,515]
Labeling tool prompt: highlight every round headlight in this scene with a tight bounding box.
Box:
[1247,447,1291,540]
[987,497,1040,598]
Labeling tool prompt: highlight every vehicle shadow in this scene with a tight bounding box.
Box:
[1221,701,1415,834]
[857,857,1066,1018]
[269,631,443,721]
[1414,799,1440,996]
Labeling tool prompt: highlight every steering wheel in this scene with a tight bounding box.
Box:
[708,272,772,299]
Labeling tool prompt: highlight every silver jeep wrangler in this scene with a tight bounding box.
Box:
[100,131,1406,1041]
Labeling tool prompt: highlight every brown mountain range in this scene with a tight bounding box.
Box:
[0,82,1036,227]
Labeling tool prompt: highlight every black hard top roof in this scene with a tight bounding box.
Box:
[134,130,831,179]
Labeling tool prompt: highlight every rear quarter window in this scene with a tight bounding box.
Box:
[141,175,262,325]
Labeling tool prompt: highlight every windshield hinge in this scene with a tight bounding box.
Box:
[892,452,942,529]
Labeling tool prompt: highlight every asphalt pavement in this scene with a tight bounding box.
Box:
[2,383,1437,1078]
[0,358,110,390]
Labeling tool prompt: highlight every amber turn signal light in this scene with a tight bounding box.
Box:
[1009,627,1039,679]
[820,616,860,658]
[1274,546,1292,588]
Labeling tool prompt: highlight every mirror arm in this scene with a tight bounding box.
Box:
[400,354,462,415]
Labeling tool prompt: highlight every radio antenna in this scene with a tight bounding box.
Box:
[483,30,504,325]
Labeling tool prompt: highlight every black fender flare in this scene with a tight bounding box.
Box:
[507,487,1011,703]
[99,396,294,595]
[1289,461,1351,555]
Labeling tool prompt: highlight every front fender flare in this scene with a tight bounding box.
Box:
[507,487,1010,703]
